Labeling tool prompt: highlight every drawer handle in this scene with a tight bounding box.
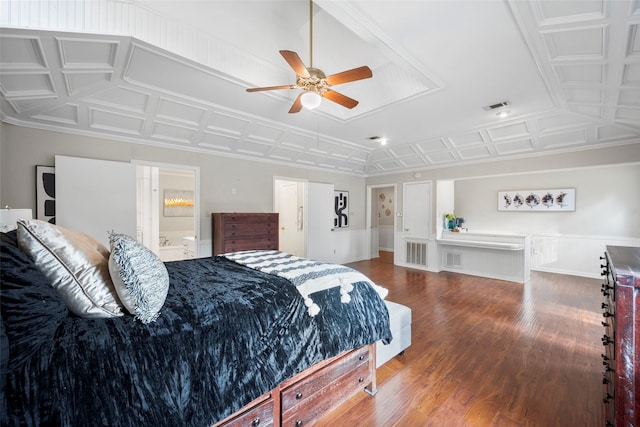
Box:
[601,321,609,327]
[359,355,364,361]
[601,335,613,346]
[603,392,613,404]
[602,311,613,318]
[295,392,303,400]
[295,420,303,427]
[602,376,610,385]
[252,417,260,426]
[358,377,364,383]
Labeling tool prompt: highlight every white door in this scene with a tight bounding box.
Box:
[402,181,432,239]
[306,182,335,262]
[56,155,137,247]
[276,180,302,256]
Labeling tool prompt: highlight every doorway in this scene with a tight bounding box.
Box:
[367,184,396,259]
[136,162,200,261]
[274,178,305,257]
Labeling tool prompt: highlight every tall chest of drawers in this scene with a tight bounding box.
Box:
[211,213,279,255]
[600,246,639,427]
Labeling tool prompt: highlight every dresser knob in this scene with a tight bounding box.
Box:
[295,392,303,400]
[601,335,613,345]
[296,420,303,427]
[602,312,614,318]
[606,420,614,426]
[252,417,260,426]
[604,365,614,373]
[601,354,610,362]
[603,392,613,403]
[601,302,608,309]
[359,355,365,361]
[602,377,610,385]
[601,321,609,327]
[358,377,365,383]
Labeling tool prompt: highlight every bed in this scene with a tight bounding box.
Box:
[0,221,391,426]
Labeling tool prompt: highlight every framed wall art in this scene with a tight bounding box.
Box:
[35,165,56,223]
[334,190,349,228]
[498,188,575,212]
[163,189,194,217]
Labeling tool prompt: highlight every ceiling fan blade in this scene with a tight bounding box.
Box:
[325,66,372,86]
[288,93,303,114]
[246,84,296,92]
[323,89,359,109]
[280,50,310,78]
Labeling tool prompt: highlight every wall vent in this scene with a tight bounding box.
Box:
[406,241,427,266]
[445,251,462,268]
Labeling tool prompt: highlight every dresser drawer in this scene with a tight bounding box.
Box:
[224,237,278,253]
[222,214,278,224]
[281,347,370,426]
[224,222,277,238]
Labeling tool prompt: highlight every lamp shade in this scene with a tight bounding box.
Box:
[0,208,33,232]
[300,91,322,109]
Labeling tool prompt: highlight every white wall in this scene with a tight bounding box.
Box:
[453,164,640,237]
[0,124,367,251]
[366,147,640,277]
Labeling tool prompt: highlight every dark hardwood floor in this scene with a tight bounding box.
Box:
[317,251,604,426]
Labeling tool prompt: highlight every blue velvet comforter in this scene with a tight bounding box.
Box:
[0,231,391,426]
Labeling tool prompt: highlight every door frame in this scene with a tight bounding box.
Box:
[132,160,201,258]
[366,183,397,260]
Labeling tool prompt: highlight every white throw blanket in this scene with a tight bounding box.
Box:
[222,250,388,316]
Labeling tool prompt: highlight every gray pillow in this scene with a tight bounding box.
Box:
[17,219,124,318]
[108,233,169,324]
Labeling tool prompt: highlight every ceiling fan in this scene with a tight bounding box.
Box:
[246,0,373,113]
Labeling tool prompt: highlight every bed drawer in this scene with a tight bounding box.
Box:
[216,394,274,427]
[281,346,371,426]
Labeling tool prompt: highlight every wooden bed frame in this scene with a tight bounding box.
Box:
[210,212,379,426]
[212,344,377,427]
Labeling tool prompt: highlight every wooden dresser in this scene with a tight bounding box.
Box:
[212,213,279,255]
[600,246,639,427]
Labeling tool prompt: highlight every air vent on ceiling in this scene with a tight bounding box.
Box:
[484,100,510,111]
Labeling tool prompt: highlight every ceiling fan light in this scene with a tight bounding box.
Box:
[300,91,322,109]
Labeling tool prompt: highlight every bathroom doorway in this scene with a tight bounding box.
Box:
[135,162,200,261]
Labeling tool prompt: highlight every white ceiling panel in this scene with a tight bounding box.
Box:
[494,138,535,155]
[0,0,638,176]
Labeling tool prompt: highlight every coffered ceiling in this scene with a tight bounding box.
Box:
[1,0,639,176]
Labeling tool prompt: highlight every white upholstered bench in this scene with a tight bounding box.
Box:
[376,300,412,367]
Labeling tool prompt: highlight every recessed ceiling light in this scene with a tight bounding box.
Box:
[496,110,511,118]
[367,136,388,146]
